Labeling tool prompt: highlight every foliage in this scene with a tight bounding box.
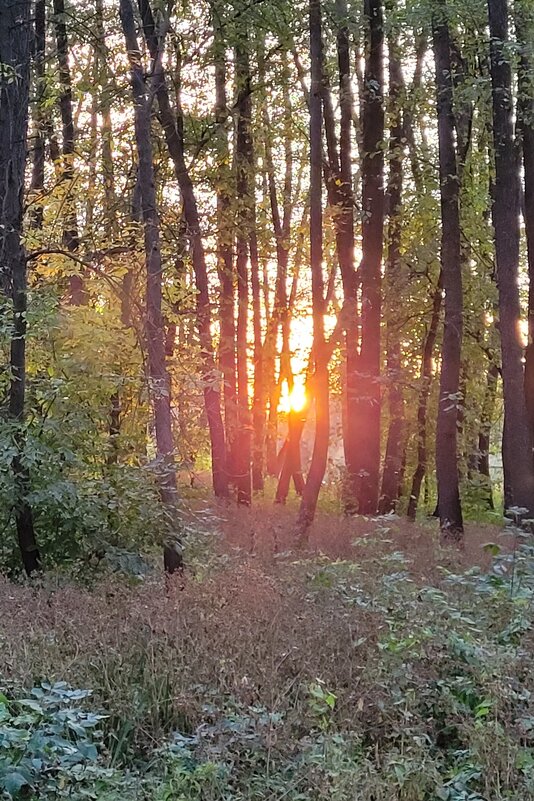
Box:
[0,682,111,799]
[2,523,534,799]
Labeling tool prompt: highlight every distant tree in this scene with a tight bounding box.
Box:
[296,0,330,540]
[53,0,86,304]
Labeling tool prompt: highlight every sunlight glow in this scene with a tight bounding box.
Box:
[278,379,307,414]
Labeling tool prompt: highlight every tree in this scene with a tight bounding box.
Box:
[516,0,534,439]
[53,0,86,305]
[488,0,534,513]
[351,0,385,514]
[407,274,443,521]
[433,0,464,542]
[212,5,238,488]
[296,0,330,540]
[234,37,254,505]
[0,0,41,574]
[137,0,228,500]
[379,7,406,515]
[119,0,181,573]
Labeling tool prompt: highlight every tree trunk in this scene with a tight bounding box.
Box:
[29,0,46,231]
[53,0,86,305]
[251,224,264,491]
[488,0,534,512]
[407,274,443,521]
[352,0,385,514]
[516,0,534,441]
[138,0,228,499]
[234,39,253,505]
[296,0,329,541]
[275,409,307,504]
[332,0,360,511]
[119,0,181,574]
[1,0,41,574]
[213,11,238,487]
[260,49,294,481]
[472,361,499,509]
[95,0,117,239]
[379,14,405,515]
[433,0,464,542]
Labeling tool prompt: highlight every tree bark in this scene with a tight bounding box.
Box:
[516,0,534,442]
[213,9,238,487]
[29,0,46,231]
[137,0,228,499]
[351,0,385,514]
[251,221,265,491]
[407,274,443,521]
[261,51,294,481]
[1,0,41,574]
[433,0,464,542]
[296,0,329,541]
[488,0,534,512]
[275,409,306,504]
[234,38,254,505]
[471,361,499,509]
[333,0,360,508]
[119,0,181,574]
[95,0,117,239]
[53,0,86,304]
[379,13,405,515]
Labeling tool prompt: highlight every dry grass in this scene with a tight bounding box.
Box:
[1,504,531,799]
[217,498,507,577]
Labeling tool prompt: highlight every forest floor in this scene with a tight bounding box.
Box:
[1,493,533,800]
[217,498,507,575]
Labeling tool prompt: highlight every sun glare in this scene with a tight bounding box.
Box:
[278,379,307,414]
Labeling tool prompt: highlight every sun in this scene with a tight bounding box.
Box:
[278,379,307,413]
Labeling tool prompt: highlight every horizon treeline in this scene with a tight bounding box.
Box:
[1,0,533,573]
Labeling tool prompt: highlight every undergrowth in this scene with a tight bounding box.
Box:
[1,520,534,800]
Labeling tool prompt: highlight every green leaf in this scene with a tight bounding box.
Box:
[1,771,29,797]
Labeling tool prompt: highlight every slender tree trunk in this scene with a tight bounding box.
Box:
[407,274,443,521]
[29,0,46,231]
[296,0,329,540]
[352,0,385,514]
[260,50,294,480]
[251,224,264,491]
[275,408,307,504]
[1,0,41,574]
[333,0,360,509]
[53,0,86,304]
[488,0,534,512]
[95,0,117,239]
[92,0,122,461]
[234,39,253,505]
[138,0,228,499]
[433,0,464,542]
[213,11,238,487]
[472,361,499,509]
[119,0,181,574]
[516,0,534,441]
[379,14,405,514]
[248,42,264,492]
[85,69,98,237]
